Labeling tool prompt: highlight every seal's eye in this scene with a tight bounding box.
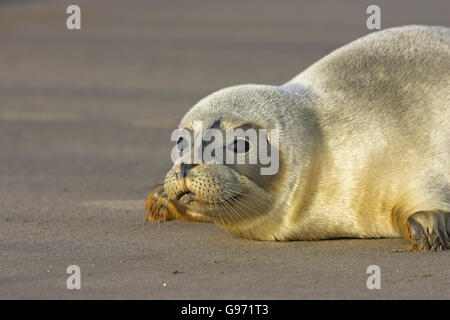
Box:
[230,139,250,154]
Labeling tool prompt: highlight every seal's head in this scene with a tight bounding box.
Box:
[149,85,291,238]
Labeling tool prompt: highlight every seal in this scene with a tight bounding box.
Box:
[146,25,450,251]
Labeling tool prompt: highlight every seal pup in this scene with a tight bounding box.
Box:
[146,25,450,251]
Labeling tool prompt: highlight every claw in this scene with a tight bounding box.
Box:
[146,185,172,222]
[406,211,449,252]
[145,184,189,222]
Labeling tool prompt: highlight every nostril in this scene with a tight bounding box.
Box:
[180,162,197,178]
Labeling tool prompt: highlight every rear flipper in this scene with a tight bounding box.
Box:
[406,210,450,251]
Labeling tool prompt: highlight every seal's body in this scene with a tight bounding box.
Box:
[147,26,450,251]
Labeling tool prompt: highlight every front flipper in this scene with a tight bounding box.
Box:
[145,185,176,222]
[406,211,450,252]
[146,184,211,223]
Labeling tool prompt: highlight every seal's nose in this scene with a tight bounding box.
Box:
[179,162,197,179]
